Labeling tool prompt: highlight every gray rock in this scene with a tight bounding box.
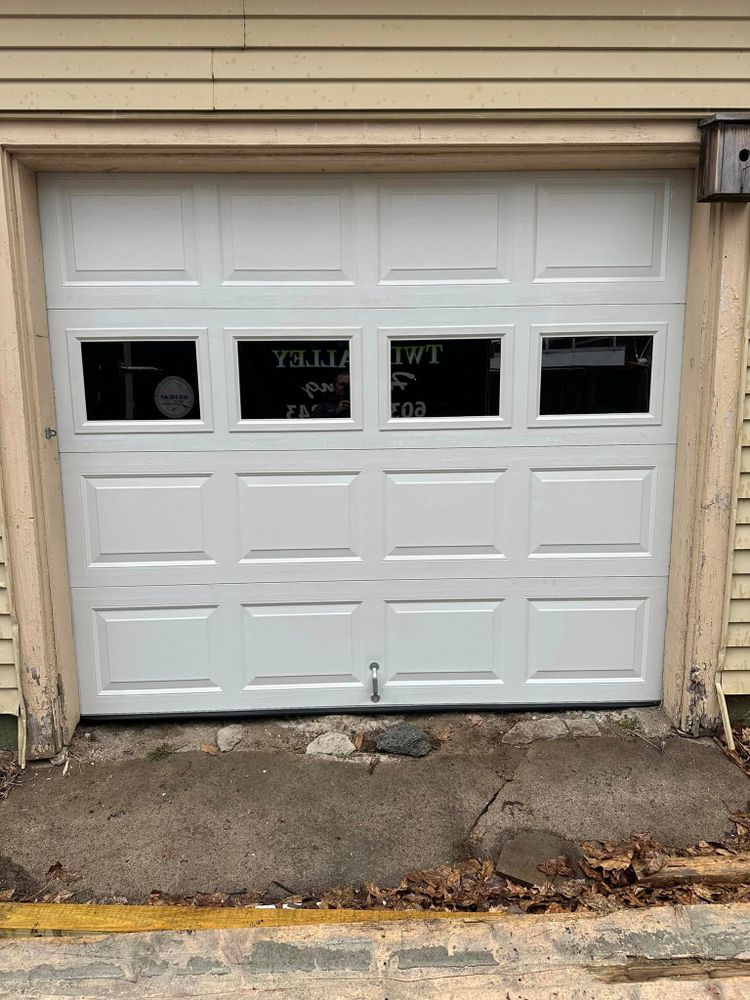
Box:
[305,732,356,757]
[49,748,69,766]
[216,724,244,753]
[502,717,568,746]
[565,717,600,738]
[376,722,432,757]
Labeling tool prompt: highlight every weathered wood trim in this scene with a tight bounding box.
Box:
[0,149,79,758]
[663,196,750,734]
[0,115,740,746]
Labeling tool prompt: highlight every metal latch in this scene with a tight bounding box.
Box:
[44,427,57,440]
[369,662,380,703]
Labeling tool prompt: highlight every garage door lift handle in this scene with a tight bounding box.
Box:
[369,662,380,703]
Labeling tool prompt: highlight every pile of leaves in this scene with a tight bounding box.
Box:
[0,753,20,803]
[5,811,750,914]
[142,817,750,917]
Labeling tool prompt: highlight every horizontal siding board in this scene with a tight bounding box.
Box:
[735,525,750,550]
[0,592,8,616]
[724,648,750,671]
[733,551,750,573]
[215,50,750,81]
[0,691,19,715]
[0,639,14,666]
[738,473,750,498]
[8,1,242,12]
[0,17,243,47]
[0,50,212,79]
[727,623,750,647]
[730,575,750,599]
[0,81,214,111]
[244,18,750,49]
[729,599,750,622]
[0,617,11,641]
[246,1,750,15]
[737,499,750,524]
[0,664,18,691]
[214,80,750,111]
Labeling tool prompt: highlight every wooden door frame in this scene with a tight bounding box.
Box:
[0,116,745,756]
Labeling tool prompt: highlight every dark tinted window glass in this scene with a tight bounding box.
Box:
[540,335,653,416]
[390,338,501,418]
[238,340,351,420]
[81,341,200,421]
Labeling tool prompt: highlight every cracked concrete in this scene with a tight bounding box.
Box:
[0,712,747,902]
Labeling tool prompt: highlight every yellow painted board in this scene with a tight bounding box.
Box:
[245,18,750,49]
[246,1,750,15]
[0,616,11,641]
[741,422,750,447]
[737,499,750,524]
[736,525,750,550]
[0,17,243,48]
[738,474,750,499]
[0,50,213,80]
[0,902,504,935]
[214,50,750,81]
[8,1,242,12]
[744,394,750,421]
[741,449,750,474]
[215,80,750,112]
[0,639,14,665]
[0,592,9,616]
[720,670,750,694]
[730,575,750,599]
[0,81,214,111]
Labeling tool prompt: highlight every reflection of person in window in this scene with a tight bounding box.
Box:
[311,371,350,418]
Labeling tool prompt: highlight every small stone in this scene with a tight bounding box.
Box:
[49,748,69,766]
[375,722,432,757]
[305,732,356,757]
[565,717,600,738]
[216,724,244,753]
[502,717,568,745]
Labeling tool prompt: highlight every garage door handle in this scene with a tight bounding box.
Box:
[369,662,381,703]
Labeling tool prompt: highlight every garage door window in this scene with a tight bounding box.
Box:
[81,340,201,421]
[539,334,653,416]
[237,338,352,420]
[389,337,502,419]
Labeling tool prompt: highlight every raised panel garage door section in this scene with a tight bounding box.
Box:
[38,171,691,715]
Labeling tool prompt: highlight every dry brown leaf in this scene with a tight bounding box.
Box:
[200,743,219,755]
[45,861,80,884]
[353,730,365,751]
[537,854,575,878]
[0,888,14,902]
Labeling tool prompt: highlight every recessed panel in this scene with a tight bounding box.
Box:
[92,606,220,692]
[385,471,504,559]
[243,602,362,687]
[384,600,504,683]
[61,186,197,284]
[238,473,361,561]
[527,598,647,680]
[82,475,213,566]
[378,185,509,283]
[529,468,655,556]
[220,187,353,284]
[534,179,667,281]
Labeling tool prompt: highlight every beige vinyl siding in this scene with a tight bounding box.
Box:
[726,375,750,672]
[0,483,21,724]
[0,2,749,112]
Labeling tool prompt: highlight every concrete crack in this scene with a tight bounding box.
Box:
[468,777,510,839]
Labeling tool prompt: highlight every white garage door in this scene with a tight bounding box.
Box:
[38,171,691,716]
